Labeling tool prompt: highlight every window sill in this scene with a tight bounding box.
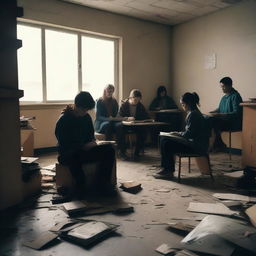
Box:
[20,102,72,110]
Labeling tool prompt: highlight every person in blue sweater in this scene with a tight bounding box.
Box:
[95,84,126,157]
[155,92,209,179]
[209,77,243,151]
[55,91,115,196]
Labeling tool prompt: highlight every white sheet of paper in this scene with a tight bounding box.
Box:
[187,202,238,216]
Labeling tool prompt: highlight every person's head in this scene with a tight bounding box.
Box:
[129,89,142,105]
[219,77,233,94]
[103,84,115,99]
[74,91,95,116]
[180,92,200,112]
[157,86,167,98]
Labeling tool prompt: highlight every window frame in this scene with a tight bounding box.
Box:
[18,20,120,105]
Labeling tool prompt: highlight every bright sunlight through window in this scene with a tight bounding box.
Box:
[17,23,117,103]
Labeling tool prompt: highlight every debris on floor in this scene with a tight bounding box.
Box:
[187,202,239,217]
[23,231,58,250]
[59,220,119,248]
[167,222,196,235]
[155,243,177,255]
[120,181,142,193]
[180,215,256,256]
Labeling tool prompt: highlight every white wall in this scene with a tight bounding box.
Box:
[171,0,256,148]
[18,0,171,148]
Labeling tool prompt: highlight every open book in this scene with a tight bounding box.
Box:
[60,220,118,247]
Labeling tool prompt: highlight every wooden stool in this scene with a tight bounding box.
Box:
[176,153,214,183]
[55,160,117,190]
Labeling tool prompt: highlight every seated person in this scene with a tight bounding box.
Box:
[55,91,115,196]
[149,86,180,143]
[119,89,149,157]
[209,77,243,151]
[149,85,178,111]
[156,92,209,179]
[95,84,126,158]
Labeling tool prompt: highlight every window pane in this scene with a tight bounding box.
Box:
[45,30,78,101]
[82,36,115,100]
[17,24,42,101]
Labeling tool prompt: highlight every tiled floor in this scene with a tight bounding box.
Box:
[0,149,253,256]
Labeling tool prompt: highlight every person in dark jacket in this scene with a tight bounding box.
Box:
[209,77,243,151]
[149,85,178,111]
[119,89,150,157]
[55,91,115,196]
[95,84,126,157]
[149,86,180,142]
[155,92,209,179]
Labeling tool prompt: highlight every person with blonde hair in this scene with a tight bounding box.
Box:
[95,84,126,158]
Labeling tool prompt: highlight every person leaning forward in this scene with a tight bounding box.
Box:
[55,91,115,197]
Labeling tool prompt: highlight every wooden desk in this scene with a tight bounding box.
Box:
[21,129,34,156]
[122,121,169,157]
[150,109,182,114]
[149,109,183,131]
[240,102,256,168]
[122,121,169,127]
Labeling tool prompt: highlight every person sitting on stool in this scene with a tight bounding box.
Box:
[55,91,115,196]
[208,77,243,152]
[155,92,209,179]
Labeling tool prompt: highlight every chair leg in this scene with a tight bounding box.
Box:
[128,134,133,158]
[178,156,181,183]
[188,157,191,173]
[229,131,232,161]
[206,155,214,182]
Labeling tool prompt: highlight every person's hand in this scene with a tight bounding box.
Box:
[83,141,97,150]
[127,117,135,121]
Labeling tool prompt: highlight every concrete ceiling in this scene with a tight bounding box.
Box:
[60,0,242,25]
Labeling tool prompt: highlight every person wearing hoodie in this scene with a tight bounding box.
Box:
[55,91,115,196]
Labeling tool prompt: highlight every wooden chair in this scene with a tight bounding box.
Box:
[176,153,214,183]
[222,129,241,161]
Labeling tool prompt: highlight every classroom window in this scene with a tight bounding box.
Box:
[82,36,115,100]
[17,23,118,103]
[45,29,78,101]
[17,25,43,101]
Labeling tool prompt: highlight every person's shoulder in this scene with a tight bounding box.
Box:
[190,110,203,119]
[96,97,104,104]
[121,99,129,106]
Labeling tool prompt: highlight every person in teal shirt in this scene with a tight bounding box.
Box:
[209,77,243,151]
